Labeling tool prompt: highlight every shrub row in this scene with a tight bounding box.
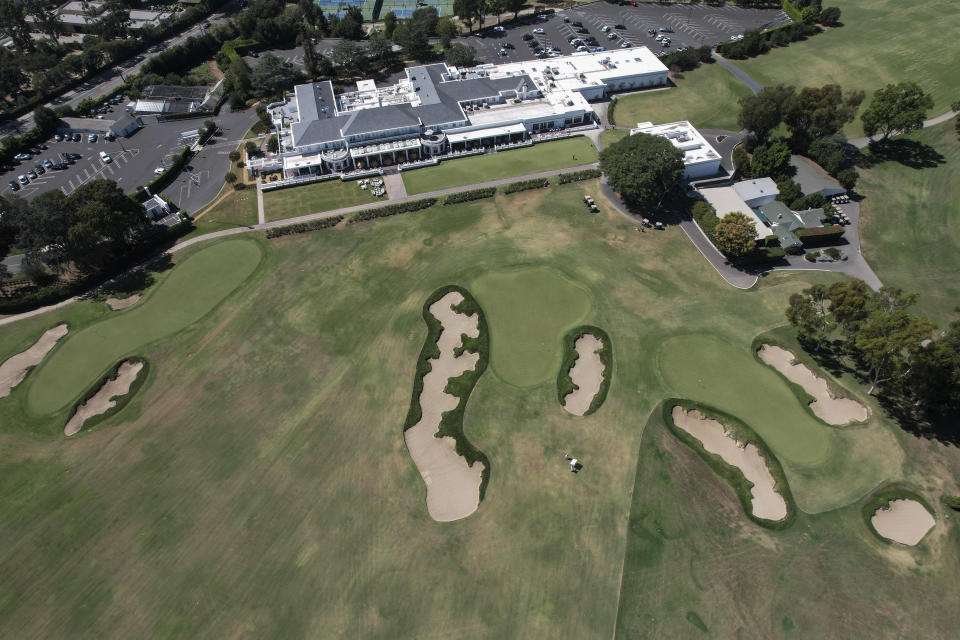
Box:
[403,285,492,501]
[690,200,720,239]
[66,358,150,436]
[557,169,602,184]
[348,198,437,223]
[782,0,803,22]
[443,187,496,205]
[220,38,261,62]
[661,398,797,529]
[502,178,550,194]
[715,22,820,60]
[556,326,614,417]
[132,147,192,203]
[732,246,788,265]
[265,216,344,238]
[797,224,844,247]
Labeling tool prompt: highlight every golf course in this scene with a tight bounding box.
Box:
[0,174,954,638]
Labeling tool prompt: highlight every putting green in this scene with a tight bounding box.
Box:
[471,267,591,387]
[658,334,830,467]
[26,239,263,416]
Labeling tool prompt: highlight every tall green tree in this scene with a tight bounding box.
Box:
[25,0,64,43]
[383,11,398,39]
[599,133,684,212]
[444,42,475,67]
[911,321,960,411]
[437,17,458,48]
[712,212,758,257]
[453,0,482,32]
[786,284,834,350]
[853,291,933,395]
[784,84,863,151]
[737,85,795,143]
[506,0,525,20]
[365,35,397,73]
[861,82,934,141]
[251,53,304,98]
[749,140,792,179]
[331,40,367,77]
[393,21,431,62]
[0,0,33,53]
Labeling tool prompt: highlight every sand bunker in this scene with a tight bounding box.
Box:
[758,344,868,425]
[64,360,144,436]
[404,292,484,522]
[672,406,787,521]
[0,324,69,398]
[563,333,605,416]
[105,294,141,311]
[871,499,935,546]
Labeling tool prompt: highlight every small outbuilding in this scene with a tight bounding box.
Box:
[109,114,142,138]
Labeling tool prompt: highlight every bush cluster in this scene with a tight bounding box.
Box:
[690,200,720,238]
[661,46,713,73]
[733,246,787,265]
[348,198,437,223]
[265,216,345,239]
[443,188,496,205]
[557,169,602,184]
[502,178,549,194]
[716,23,820,60]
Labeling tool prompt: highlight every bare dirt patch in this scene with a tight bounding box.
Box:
[758,344,869,425]
[871,499,935,546]
[404,292,484,522]
[64,360,144,437]
[563,333,605,416]
[671,406,787,521]
[105,294,141,311]
[0,324,69,398]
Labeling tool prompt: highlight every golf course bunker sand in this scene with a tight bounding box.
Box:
[671,406,788,521]
[105,294,141,311]
[871,499,935,546]
[563,333,605,416]
[64,360,144,436]
[758,344,869,425]
[404,292,484,522]
[0,324,69,398]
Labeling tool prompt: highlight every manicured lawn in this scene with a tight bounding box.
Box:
[609,63,753,132]
[472,266,592,387]
[0,177,948,637]
[598,128,628,150]
[262,179,381,221]
[25,238,263,416]
[186,189,259,239]
[731,0,960,137]
[401,136,598,195]
[858,121,960,326]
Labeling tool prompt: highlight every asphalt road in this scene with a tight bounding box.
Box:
[0,0,246,138]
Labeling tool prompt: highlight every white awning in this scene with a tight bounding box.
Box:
[446,123,526,144]
[283,153,323,170]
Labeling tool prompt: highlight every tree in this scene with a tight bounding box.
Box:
[853,289,933,395]
[229,150,241,163]
[775,178,802,205]
[485,0,507,24]
[786,284,835,350]
[365,35,397,73]
[836,167,858,190]
[437,17,458,49]
[445,43,475,67]
[783,84,862,151]
[0,49,29,103]
[749,140,792,179]
[251,53,303,98]
[228,57,252,100]
[861,82,934,141]
[411,7,439,35]
[267,134,279,153]
[32,106,61,135]
[66,180,149,273]
[453,0,482,32]
[819,6,841,26]
[737,85,795,143]
[393,21,432,62]
[334,12,363,40]
[91,0,131,40]
[506,0,525,20]
[331,40,367,77]
[825,279,871,341]
[383,11,398,40]
[245,141,260,158]
[800,6,820,25]
[712,212,758,257]
[225,172,238,185]
[911,321,960,411]
[807,135,846,175]
[599,133,684,212]
[0,0,33,53]
[25,0,64,43]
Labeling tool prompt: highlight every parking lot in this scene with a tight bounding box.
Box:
[2,107,258,212]
[459,1,791,64]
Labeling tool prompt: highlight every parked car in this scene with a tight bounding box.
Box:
[648,28,657,35]
[29,147,41,154]
[614,24,626,30]
[563,17,570,23]
[72,133,81,142]
[26,169,37,179]
[660,26,673,32]
[42,158,53,168]
[154,166,165,175]
[533,28,544,34]
[33,164,44,174]
[67,152,81,160]
[522,33,533,40]
[501,41,514,48]
[88,134,97,143]
[577,45,588,51]
[620,42,631,48]
[8,181,19,191]
[99,151,111,163]
[576,27,588,34]
[572,21,582,27]
[493,25,504,33]
[607,33,618,40]
[51,162,65,170]
[54,133,63,142]
[17,175,28,185]
[13,152,31,161]
[601,25,611,32]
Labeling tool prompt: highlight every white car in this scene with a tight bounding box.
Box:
[493,25,504,33]
[601,26,611,32]
[88,134,97,143]
[99,151,112,163]
[154,166,165,175]
[533,28,545,34]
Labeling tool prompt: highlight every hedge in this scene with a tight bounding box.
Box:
[221,38,261,62]
[662,399,797,529]
[502,178,549,194]
[160,110,216,122]
[860,484,936,545]
[65,357,150,436]
[690,200,720,239]
[403,285,492,501]
[715,22,820,60]
[557,168,602,184]
[443,187,496,205]
[265,215,344,238]
[782,0,803,23]
[556,325,613,416]
[732,246,787,265]
[132,146,192,203]
[348,198,437,223]
[797,225,844,247]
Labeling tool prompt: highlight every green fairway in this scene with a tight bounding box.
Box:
[263,179,380,222]
[0,177,944,637]
[25,239,262,415]
[858,122,960,326]
[609,63,753,131]
[471,267,592,387]
[730,0,960,136]
[401,136,598,195]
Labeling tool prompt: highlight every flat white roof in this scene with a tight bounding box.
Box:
[698,186,768,234]
[631,121,720,165]
[447,123,526,144]
[488,48,668,87]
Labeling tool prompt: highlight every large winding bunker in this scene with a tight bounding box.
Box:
[671,406,788,521]
[64,360,145,436]
[758,344,869,425]
[563,333,606,416]
[404,291,485,522]
[0,324,68,398]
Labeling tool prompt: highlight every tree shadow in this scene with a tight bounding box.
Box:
[856,139,946,170]
[874,393,960,447]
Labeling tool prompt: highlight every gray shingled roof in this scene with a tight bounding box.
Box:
[340,104,420,136]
